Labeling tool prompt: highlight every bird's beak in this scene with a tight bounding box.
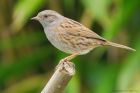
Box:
[31,16,39,20]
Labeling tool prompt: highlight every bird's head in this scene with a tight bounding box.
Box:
[31,10,63,28]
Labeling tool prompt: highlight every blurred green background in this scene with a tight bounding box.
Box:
[0,0,140,93]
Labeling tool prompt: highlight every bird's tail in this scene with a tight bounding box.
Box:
[106,41,136,51]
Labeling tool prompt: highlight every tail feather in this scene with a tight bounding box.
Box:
[106,41,136,51]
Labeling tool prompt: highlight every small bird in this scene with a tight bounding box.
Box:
[31,10,135,61]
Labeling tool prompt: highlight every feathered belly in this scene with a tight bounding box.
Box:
[44,28,93,55]
[47,35,92,55]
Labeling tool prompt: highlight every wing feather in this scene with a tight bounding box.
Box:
[58,18,106,43]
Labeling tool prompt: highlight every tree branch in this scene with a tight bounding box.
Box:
[41,60,75,93]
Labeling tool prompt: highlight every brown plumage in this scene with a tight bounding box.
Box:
[31,10,135,61]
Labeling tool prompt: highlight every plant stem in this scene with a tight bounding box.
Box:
[41,60,75,93]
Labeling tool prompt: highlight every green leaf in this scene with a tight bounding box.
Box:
[65,75,81,93]
[82,0,111,24]
[103,0,140,40]
[117,34,140,90]
[0,46,50,83]
[11,0,46,32]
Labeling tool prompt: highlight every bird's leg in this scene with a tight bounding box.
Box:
[62,53,79,62]
[56,53,78,70]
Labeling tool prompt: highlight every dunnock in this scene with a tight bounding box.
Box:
[31,10,135,61]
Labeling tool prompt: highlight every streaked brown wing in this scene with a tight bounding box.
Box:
[58,18,106,43]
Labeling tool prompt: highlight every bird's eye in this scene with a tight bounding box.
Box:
[44,15,48,18]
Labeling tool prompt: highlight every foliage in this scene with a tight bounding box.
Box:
[0,0,140,93]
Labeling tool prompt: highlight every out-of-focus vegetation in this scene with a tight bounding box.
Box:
[0,0,140,93]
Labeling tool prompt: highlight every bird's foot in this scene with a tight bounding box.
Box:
[55,53,78,70]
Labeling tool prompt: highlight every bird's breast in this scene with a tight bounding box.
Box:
[44,27,74,54]
[44,27,93,55]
